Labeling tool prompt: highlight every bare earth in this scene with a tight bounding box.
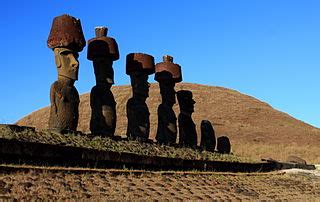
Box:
[17,82,320,163]
[0,166,319,200]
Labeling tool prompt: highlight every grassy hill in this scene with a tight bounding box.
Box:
[17,83,320,163]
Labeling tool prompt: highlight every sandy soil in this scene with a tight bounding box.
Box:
[0,166,319,200]
[17,83,320,163]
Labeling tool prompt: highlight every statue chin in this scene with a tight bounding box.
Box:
[58,72,78,81]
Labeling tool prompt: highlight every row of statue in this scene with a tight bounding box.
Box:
[47,14,231,153]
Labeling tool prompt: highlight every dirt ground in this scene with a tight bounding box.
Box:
[0,166,319,200]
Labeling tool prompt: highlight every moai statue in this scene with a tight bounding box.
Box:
[126,53,155,142]
[87,27,119,136]
[217,136,231,154]
[200,120,216,152]
[177,90,197,148]
[47,14,86,133]
[155,55,182,145]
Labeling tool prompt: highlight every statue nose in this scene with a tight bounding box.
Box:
[71,58,79,69]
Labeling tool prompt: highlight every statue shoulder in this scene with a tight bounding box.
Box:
[50,81,61,90]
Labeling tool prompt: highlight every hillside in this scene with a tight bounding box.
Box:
[17,83,320,163]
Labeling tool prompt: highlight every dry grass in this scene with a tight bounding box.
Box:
[0,164,285,176]
[0,124,249,162]
[233,142,320,164]
[17,83,320,164]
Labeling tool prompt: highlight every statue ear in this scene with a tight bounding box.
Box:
[54,50,61,68]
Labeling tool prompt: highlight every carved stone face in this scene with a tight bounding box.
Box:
[130,72,149,100]
[189,100,195,113]
[54,47,79,80]
[159,81,176,106]
[181,98,195,113]
[93,57,114,84]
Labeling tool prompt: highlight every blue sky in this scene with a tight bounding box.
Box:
[1,0,320,127]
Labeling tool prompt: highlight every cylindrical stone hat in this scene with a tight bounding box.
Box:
[47,14,86,52]
[155,55,182,83]
[87,26,119,61]
[126,53,155,75]
[177,90,195,105]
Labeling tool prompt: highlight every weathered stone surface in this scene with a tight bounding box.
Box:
[87,27,119,61]
[155,55,182,83]
[126,54,154,141]
[155,83,177,144]
[87,27,118,136]
[177,90,197,148]
[156,103,177,145]
[53,47,80,80]
[47,14,86,52]
[217,136,231,154]
[47,14,85,133]
[126,98,150,141]
[155,56,181,145]
[88,26,118,85]
[126,53,155,75]
[126,75,150,141]
[48,79,79,133]
[200,120,216,152]
[90,85,116,136]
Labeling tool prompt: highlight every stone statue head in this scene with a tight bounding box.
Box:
[200,120,216,152]
[126,53,155,101]
[54,47,79,80]
[177,90,196,113]
[130,72,150,101]
[48,14,86,81]
[159,80,176,106]
[93,57,114,85]
[87,26,120,86]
